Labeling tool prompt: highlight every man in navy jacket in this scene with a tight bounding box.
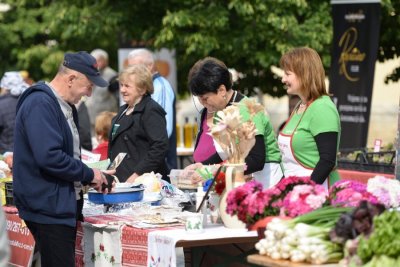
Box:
[13,51,113,267]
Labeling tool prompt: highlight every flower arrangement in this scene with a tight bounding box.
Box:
[327,177,400,209]
[202,168,226,196]
[328,180,378,208]
[209,99,263,163]
[281,184,328,217]
[226,176,316,226]
[225,180,263,223]
[366,175,400,208]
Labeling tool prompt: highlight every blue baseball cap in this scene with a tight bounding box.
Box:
[63,51,109,87]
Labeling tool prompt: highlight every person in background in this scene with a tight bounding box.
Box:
[185,57,283,188]
[13,51,114,267]
[0,71,29,155]
[108,64,169,183]
[278,47,341,187]
[92,111,116,160]
[0,194,10,266]
[86,48,118,134]
[127,49,177,172]
[76,98,92,151]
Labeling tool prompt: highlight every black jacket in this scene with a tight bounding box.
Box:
[108,94,169,182]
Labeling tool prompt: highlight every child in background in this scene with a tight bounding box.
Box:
[92,111,116,160]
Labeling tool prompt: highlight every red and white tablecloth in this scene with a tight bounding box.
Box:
[75,214,177,267]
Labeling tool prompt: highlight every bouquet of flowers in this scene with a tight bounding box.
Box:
[281,184,328,217]
[209,99,263,164]
[225,180,263,223]
[226,176,316,226]
[201,167,226,196]
[367,175,400,208]
[328,180,378,208]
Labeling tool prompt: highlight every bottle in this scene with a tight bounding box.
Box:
[196,183,208,226]
[193,117,198,143]
[176,123,182,147]
[196,183,205,211]
[183,117,193,148]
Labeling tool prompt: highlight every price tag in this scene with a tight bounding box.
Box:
[373,139,382,152]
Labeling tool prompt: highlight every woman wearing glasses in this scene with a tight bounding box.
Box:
[185,57,283,188]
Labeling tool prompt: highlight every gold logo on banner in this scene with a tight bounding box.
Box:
[338,27,366,82]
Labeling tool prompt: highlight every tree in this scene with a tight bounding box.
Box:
[378,0,400,84]
[0,0,122,80]
[155,0,335,97]
[155,0,399,95]
[0,0,397,95]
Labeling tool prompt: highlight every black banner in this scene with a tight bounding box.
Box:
[329,0,381,149]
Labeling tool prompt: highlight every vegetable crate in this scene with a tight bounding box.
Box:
[338,149,395,174]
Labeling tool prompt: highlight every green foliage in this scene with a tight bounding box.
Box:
[379,0,400,83]
[0,0,122,81]
[155,0,334,96]
[357,211,400,263]
[0,0,397,95]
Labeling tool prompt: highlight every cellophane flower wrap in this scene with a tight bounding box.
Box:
[328,180,378,207]
[366,175,400,208]
[282,184,328,217]
[209,99,263,164]
[226,176,315,225]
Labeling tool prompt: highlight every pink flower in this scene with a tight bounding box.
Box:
[226,176,315,225]
[282,184,328,217]
[329,180,379,207]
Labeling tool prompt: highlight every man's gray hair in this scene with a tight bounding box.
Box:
[91,49,109,60]
[127,48,154,67]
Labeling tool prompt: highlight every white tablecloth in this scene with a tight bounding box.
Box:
[147,225,257,267]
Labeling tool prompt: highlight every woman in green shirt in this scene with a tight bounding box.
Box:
[278,47,341,187]
[187,57,283,188]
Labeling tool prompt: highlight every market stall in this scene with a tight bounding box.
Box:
[75,215,257,267]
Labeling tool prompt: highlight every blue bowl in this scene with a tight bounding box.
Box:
[88,188,144,204]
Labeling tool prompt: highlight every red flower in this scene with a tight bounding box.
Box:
[215,172,226,195]
[99,244,104,252]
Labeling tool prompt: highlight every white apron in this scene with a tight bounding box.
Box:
[278,106,329,189]
[253,162,283,189]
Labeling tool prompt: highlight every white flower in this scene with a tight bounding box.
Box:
[367,176,400,208]
[209,102,260,164]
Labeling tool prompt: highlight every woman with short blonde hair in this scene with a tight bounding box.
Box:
[108,64,168,183]
[119,64,154,95]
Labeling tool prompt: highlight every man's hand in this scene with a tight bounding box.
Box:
[101,170,117,192]
[90,169,107,193]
